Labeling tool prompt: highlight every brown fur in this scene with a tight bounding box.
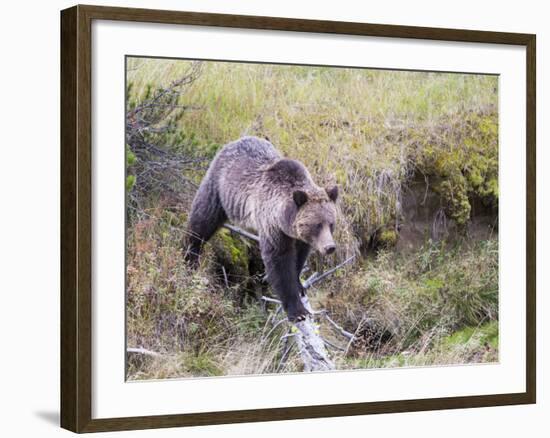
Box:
[185,136,338,321]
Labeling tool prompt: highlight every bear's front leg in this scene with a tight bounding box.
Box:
[295,240,311,279]
[260,234,309,322]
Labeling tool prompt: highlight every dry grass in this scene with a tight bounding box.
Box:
[125,57,499,380]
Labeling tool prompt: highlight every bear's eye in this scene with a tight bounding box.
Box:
[329,223,335,233]
[316,223,323,232]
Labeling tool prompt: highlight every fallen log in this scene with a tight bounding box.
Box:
[224,222,356,372]
[294,295,335,371]
[261,295,336,371]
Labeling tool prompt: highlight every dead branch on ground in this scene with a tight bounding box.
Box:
[225,223,357,372]
[127,347,162,358]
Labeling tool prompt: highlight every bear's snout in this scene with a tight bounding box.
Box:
[313,224,336,256]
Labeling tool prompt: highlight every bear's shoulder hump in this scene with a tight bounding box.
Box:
[267,158,307,179]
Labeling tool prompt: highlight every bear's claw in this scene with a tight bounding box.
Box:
[287,306,309,323]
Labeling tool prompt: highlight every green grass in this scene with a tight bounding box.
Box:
[126,214,498,379]
[343,320,499,370]
[127,58,497,241]
[125,57,499,380]
[325,239,498,370]
[442,321,499,350]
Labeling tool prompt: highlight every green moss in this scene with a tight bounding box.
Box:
[436,174,471,225]
[412,111,498,226]
[379,229,398,247]
[216,228,248,267]
[125,175,136,191]
[126,144,136,167]
[467,167,484,189]
[209,228,253,292]
[441,321,499,350]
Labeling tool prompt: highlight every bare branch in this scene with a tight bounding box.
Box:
[223,223,260,243]
[321,337,347,352]
[129,62,203,119]
[303,255,357,289]
[261,296,282,305]
[315,310,355,340]
[127,347,162,358]
[221,266,229,288]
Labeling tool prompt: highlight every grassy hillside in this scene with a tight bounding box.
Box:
[125,57,499,379]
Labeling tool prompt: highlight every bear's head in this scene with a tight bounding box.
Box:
[292,186,338,256]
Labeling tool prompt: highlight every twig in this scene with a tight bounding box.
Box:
[129,62,203,118]
[321,337,347,352]
[127,347,162,358]
[223,223,260,242]
[302,271,319,288]
[261,296,282,305]
[303,255,357,289]
[314,310,355,340]
[221,265,229,288]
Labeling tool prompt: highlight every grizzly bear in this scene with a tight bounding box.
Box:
[185,136,338,322]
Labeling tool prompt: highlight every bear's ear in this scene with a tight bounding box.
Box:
[326,185,339,202]
[293,190,308,208]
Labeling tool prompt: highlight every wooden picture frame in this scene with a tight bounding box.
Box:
[61,4,536,433]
